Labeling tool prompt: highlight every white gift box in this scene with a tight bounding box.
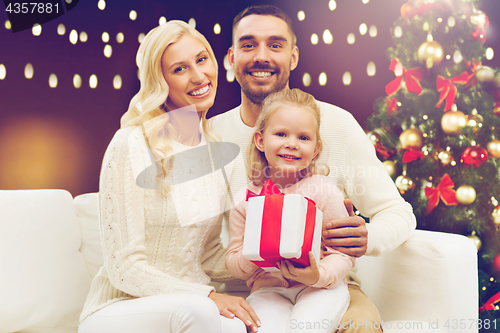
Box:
[242,193,323,272]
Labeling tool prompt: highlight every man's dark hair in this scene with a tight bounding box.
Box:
[232,4,296,46]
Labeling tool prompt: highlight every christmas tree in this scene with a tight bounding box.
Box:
[365,0,500,327]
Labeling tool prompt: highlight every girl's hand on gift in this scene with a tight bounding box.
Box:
[208,291,261,332]
[278,252,320,286]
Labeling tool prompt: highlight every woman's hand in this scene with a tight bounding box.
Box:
[278,252,320,286]
[208,291,260,332]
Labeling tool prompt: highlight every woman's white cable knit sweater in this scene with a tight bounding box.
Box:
[80,126,234,322]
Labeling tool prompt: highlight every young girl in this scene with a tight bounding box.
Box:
[225,89,355,333]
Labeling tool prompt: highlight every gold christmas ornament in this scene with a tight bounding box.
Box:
[417,40,444,67]
[367,131,380,144]
[383,160,397,177]
[467,234,481,251]
[456,185,476,204]
[395,175,415,194]
[487,139,500,158]
[466,113,483,132]
[441,110,467,135]
[399,128,424,149]
[493,207,500,224]
[475,66,495,83]
[437,150,453,165]
[470,10,487,27]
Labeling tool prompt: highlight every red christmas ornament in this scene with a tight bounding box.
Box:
[461,146,488,167]
[400,2,413,18]
[494,253,500,272]
[471,27,486,43]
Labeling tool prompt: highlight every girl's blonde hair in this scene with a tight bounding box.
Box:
[120,20,218,191]
[246,88,329,186]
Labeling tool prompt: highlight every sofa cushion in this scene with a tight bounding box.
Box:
[74,193,103,279]
[0,190,91,333]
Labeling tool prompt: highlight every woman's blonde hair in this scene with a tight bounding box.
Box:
[246,88,329,186]
[120,20,218,191]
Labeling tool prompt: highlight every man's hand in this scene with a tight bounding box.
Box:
[322,199,368,258]
[208,292,260,332]
[278,252,320,285]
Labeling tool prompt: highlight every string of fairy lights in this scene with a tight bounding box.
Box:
[0,0,497,90]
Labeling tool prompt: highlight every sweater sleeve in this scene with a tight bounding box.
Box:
[99,128,214,297]
[343,115,416,256]
[201,218,235,282]
[225,187,261,280]
[307,175,355,289]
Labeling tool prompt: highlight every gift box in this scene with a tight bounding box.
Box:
[242,179,323,272]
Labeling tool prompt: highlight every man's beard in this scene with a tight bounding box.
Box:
[236,64,290,105]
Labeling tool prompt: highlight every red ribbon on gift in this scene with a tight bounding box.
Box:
[479,291,500,312]
[386,58,423,96]
[435,72,470,111]
[424,173,459,214]
[246,179,318,269]
[387,96,398,114]
[402,148,425,163]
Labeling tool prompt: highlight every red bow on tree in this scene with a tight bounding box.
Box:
[402,148,425,163]
[435,72,470,111]
[386,58,424,96]
[387,97,398,114]
[479,291,500,312]
[424,173,459,214]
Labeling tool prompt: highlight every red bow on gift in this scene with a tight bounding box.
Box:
[402,148,425,163]
[424,173,459,214]
[246,179,283,200]
[435,72,470,111]
[387,96,398,114]
[386,58,423,96]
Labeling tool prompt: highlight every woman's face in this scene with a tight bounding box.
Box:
[161,34,217,113]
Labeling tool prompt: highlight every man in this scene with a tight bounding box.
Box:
[212,4,416,332]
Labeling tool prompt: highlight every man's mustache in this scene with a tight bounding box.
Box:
[246,64,280,73]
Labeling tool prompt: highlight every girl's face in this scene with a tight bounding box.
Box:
[161,34,217,113]
[254,105,319,187]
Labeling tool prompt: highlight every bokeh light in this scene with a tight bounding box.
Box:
[297,11,305,21]
[329,0,337,11]
[214,23,221,34]
[343,72,352,85]
[226,69,235,82]
[57,23,65,35]
[347,33,356,44]
[89,74,98,88]
[32,23,42,36]
[0,64,5,79]
[0,117,89,194]
[73,74,82,88]
[104,44,112,58]
[302,73,311,87]
[369,25,377,37]
[69,29,78,44]
[367,62,376,76]
[49,74,58,88]
[138,33,145,43]
[189,18,196,28]
[319,72,327,86]
[129,10,137,21]
[113,75,122,89]
[79,31,88,42]
[394,26,403,38]
[116,32,124,43]
[311,33,318,45]
[97,0,105,10]
[24,63,34,79]
[359,23,367,35]
[486,48,494,60]
[159,16,167,25]
[102,32,109,43]
[5,20,11,30]
[323,29,333,44]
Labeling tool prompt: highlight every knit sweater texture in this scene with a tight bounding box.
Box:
[79,126,233,322]
[212,102,417,284]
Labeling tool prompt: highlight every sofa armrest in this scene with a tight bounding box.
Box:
[356,229,478,333]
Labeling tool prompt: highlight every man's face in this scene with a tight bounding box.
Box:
[229,15,299,105]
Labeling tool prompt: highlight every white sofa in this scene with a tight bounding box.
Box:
[0,189,478,333]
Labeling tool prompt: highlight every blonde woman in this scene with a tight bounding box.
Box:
[78,21,259,333]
